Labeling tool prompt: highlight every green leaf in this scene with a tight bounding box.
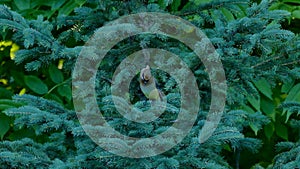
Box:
[171,0,181,12]
[285,83,300,102]
[75,0,86,5]
[30,0,63,8]
[221,8,235,21]
[0,104,15,111]
[49,64,64,84]
[261,97,275,121]
[158,0,168,9]
[269,2,282,11]
[223,144,232,152]
[283,0,300,4]
[242,104,256,114]
[0,87,13,99]
[0,113,11,140]
[27,0,47,8]
[264,122,274,140]
[281,80,294,93]
[24,75,48,95]
[11,70,25,86]
[58,0,85,16]
[236,4,247,18]
[275,123,288,140]
[44,94,63,104]
[0,99,24,107]
[193,0,212,5]
[51,0,66,10]
[8,128,36,141]
[292,10,300,19]
[253,78,273,100]
[57,84,72,101]
[277,3,294,11]
[247,95,260,111]
[13,0,30,10]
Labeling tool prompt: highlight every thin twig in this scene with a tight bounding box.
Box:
[281,60,300,66]
[100,76,114,84]
[43,78,71,97]
[251,56,281,68]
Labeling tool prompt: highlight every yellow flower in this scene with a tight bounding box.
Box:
[0,40,19,60]
[58,59,64,69]
[0,79,8,85]
[0,40,12,47]
[10,43,19,60]
[19,88,26,95]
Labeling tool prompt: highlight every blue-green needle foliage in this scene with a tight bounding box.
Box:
[1,94,269,168]
[0,0,299,168]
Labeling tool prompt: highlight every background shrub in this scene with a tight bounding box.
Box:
[0,0,299,168]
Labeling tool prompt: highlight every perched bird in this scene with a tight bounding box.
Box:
[139,65,164,102]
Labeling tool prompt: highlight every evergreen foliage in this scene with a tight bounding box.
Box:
[0,0,299,168]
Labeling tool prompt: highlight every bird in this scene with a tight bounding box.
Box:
[139,65,164,102]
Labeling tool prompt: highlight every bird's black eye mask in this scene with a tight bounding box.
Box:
[142,73,149,84]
